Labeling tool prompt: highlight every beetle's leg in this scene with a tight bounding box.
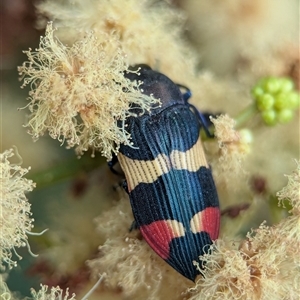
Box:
[176,83,215,137]
[108,154,123,175]
[122,179,129,194]
[189,104,217,138]
[129,220,138,231]
[197,111,215,138]
[177,84,192,102]
[121,180,137,232]
[200,111,223,138]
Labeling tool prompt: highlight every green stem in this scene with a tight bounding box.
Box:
[27,152,106,189]
[234,104,257,128]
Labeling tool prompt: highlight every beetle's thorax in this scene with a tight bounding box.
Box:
[141,77,185,114]
[125,66,185,116]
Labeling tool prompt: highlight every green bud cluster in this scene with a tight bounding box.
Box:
[252,77,300,125]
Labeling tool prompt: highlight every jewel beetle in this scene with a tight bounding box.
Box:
[114,65,220,281]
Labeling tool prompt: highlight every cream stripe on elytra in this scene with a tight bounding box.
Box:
[118,137,208,192]
[170,137,208,172]
[166,220,185,237]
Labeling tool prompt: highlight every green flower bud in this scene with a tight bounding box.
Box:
[252,86,264,98]
[277,109,294,123]
[278,78,294,93]
[262,110,277,125]
[256,94,275,111]
[274,93,288,110]
[251,76,298,126]
[264,77,280,94]
[286,91,300,110]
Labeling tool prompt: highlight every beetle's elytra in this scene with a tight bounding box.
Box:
[116,65,220,281]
